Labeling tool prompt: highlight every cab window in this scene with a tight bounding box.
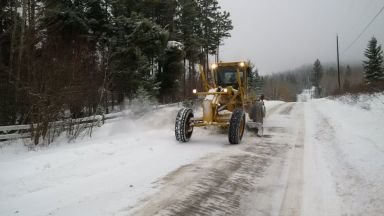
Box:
[217,66,243,88]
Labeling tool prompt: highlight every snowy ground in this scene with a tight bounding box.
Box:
[0,94,383,216]
[303,92,384,216]
[0,106,230,216]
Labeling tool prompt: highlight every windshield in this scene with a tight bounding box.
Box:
[216,66,243,88]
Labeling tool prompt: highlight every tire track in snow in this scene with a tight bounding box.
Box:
[126,141,290,216]
[279,103,305,216]
[266,103,287,117]
[124,103,295,216]
[242,102,305,216]
[278,103,295,115]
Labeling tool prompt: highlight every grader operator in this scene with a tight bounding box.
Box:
[175,61,265,144]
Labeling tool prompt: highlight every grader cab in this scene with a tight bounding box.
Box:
[175,61,265,144]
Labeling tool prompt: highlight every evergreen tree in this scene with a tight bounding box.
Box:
[177,0,202,63]
[197,0,232,70]
[345,65,352,76]
[139,0,177,36]
[363,37,384,84]
[159,41,186,102]
[175,0,204,97]
[109,13,168,101]
[247,63,263,97]
[211,10,232,57]
[311,59,323,97]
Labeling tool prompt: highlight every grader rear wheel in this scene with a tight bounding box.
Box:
[249,101,265,123]
[175,108,194,142]
[228,108,245,144]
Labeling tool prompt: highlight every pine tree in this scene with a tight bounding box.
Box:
[363,37,384,84]
[177,0,202,63]
[247,62,263,97]
[109,13,168,101]
[197,0,232,70]
[159,41,186,102]
[211,10,232,58]
[311,59,323,97]
[345,65,352,76]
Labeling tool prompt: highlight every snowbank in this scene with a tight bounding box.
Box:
[331,92,384,113]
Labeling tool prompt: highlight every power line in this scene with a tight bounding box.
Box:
[341,4,384,55]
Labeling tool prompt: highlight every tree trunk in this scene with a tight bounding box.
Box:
[9,0,19,82]
[183,58,186,98]
[27,0,36,83]
[206,50,209,81]
[18,0,27,82]
[216,47,219,63]
[111,91,115,111]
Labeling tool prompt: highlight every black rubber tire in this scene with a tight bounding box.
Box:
[175,108,194,142]
[228,108,246,144]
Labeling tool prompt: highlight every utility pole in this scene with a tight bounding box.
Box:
[336,35,341,89]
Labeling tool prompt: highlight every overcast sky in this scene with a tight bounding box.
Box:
[219,0,384,74]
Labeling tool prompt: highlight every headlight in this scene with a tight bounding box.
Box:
[211,63,218,69]
[192,89,197,94]
[223,88,228,93]
[239,62,245,67]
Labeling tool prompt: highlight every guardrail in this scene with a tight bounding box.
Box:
[0,102,185,142]
[0,115,104,141]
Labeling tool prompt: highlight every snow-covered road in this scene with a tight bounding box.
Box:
[1,93,383,216]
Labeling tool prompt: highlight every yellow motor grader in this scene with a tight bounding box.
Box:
[175,61,265,144]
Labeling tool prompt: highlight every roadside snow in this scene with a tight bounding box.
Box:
[303,92,384,215]
[264,100,284,109]
[0,107,223,216]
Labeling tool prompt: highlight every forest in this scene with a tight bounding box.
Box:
[0,0,233,128]
[1,1,383,145]
[260,62,365,101]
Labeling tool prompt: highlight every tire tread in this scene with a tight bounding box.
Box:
[228,108,245,144]
[175,108,193,142]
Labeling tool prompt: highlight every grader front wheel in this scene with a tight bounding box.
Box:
[175,108,194,142]
[228,108,246,144]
